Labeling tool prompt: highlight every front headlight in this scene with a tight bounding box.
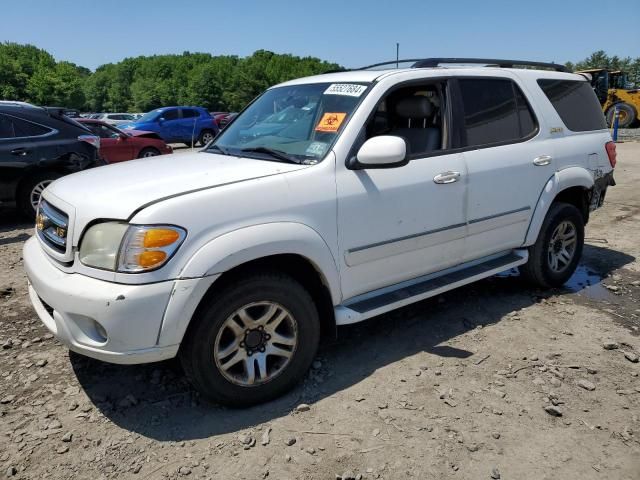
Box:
[79,222,186,272]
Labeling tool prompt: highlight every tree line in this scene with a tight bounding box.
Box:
[0,43,340,112]
[1,42,638,113]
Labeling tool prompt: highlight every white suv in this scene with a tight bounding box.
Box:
[24,58,616,406]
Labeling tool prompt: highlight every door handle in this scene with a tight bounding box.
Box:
[11,148,28,156]
[533,155,552,166]
[433,171,461,184]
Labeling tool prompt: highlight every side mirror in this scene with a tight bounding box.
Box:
[158,117,165,124]
[348,135,408,170]
[118,133,127,141]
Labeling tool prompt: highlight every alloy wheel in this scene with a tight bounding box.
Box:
[213,301,298,387]
[202,132,214,144]
[30,180,54,209]
[547,220,577,272]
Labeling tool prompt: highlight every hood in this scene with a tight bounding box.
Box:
[44,151,307,233]
[127,129,161,139]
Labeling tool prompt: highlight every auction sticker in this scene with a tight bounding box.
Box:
[315,112,347,132]
[324,84,367,97]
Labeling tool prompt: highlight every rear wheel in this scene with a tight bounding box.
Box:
[606,102,637,128]
[180,272,320,407]
[137,147,160,158]
[17,172,62,219]
[198,129,215,146]
[520,202,584,288]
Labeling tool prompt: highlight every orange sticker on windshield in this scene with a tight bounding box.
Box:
[315,112,347,132]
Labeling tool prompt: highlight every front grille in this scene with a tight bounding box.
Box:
[36,200,69,253]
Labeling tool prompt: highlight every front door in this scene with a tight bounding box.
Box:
[86,123,134,162]
[158,109,181,142]
[336,80,468,300]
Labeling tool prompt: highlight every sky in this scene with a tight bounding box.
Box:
[2,0,638,70]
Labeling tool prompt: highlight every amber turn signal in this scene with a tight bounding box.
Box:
[137,250,167,268]
[143,228,181,248]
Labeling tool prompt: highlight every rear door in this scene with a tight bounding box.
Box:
[178,108,199,143]
[454,77,553,261]
[0,113,52,199]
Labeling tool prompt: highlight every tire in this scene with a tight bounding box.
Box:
[17,171,63,219]
[137,147,161,158]
[606,103,637,128]
[520,202,584,288]
[198,129,215,146]
[180,271,320,407]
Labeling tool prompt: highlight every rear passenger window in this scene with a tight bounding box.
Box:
[537,79,607,132]
[0,115,51,138]
[458,79,537,147]
[182,109,198,118]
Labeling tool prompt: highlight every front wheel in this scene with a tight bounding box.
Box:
[520,202,584,288]
[137,147,160,158]
[180,272,320,407]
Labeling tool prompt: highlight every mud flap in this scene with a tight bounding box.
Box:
[589,171,615,211]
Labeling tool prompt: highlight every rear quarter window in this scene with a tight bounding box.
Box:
[537,79,607,132]
[0,114,52,138]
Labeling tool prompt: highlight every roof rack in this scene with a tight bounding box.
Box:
[356,58,569,73]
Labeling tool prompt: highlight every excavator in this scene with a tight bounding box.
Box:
[577,68,639,128]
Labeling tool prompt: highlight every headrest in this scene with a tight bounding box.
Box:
[395,96,433,118]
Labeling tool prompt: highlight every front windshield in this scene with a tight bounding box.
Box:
[136,109,161,123]
[209,82,369,163]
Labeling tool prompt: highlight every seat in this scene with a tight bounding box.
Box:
[391,97,440,154]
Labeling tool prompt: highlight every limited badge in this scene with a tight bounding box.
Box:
[315,112,347,133]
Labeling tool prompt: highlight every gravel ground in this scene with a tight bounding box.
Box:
[617,128,640,141]
[0,143,639,480]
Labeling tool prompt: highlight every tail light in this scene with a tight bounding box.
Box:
[605,141,616,168]
[78,134,100,150]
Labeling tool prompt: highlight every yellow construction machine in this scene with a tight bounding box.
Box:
[577,68,639,127]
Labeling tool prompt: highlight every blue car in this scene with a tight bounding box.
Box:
[120,106,219,146]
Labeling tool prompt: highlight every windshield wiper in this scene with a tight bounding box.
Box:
[240,146,303,164]
[207,144,230,156]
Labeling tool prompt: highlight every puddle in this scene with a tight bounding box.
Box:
[563,264,613,301]
[496,264,614,301]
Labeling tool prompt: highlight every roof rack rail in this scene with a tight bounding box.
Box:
[356,58,569,73]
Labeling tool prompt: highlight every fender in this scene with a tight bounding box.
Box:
[156,222,342,348]
[523,166,594,246]
[179,222,342,304]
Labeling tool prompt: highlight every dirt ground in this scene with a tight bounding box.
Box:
[1,143,639,480]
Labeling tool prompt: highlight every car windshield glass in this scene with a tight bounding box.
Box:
[208,82,369,163]
[136,109,161,123]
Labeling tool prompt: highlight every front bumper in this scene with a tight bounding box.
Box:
[23,237,179,364]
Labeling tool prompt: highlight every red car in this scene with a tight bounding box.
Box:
[77,119,172,163]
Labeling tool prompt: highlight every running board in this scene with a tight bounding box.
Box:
[335,250,528,325]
